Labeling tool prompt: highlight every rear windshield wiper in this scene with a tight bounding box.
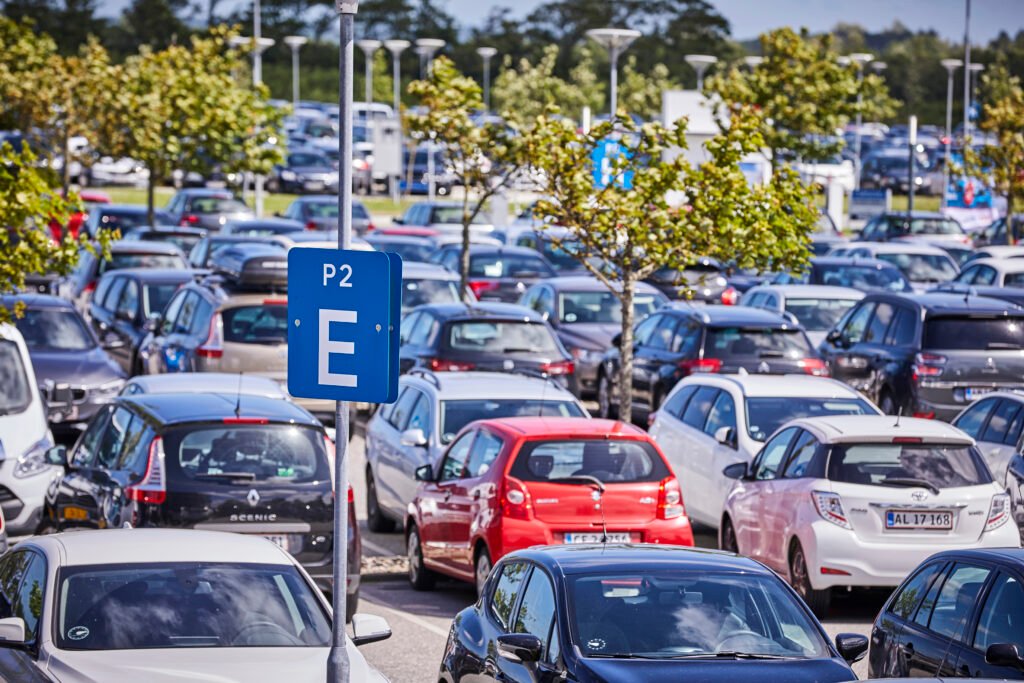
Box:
[757,351,785,358]
[548,475,605,491]
[987,342,1024,350]
[193,472,257,481]
[879,477,941,496]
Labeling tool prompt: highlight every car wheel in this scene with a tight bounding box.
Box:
[597,373,617,420]
[474,548,492,597]
[879,392,897,416]
[366,469,396,533]
[719,518,739,554]
[407,524,435,591]
[789,542,831,618]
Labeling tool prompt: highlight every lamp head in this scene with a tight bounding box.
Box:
[477,47,498,59]
[585,28,642,52]
[337,1,358,14]
[940,58,964,71]
[284,35,308,49]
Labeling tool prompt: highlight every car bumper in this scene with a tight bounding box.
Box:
[913,383,1021,421]
[496,516,695,558]
[0,467,59,535]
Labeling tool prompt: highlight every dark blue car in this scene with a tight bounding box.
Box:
[438,544,865,682]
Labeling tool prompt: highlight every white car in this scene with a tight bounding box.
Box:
[720,415,1020,617]
[0,324,60,535]
[843,242,960,292]
[0,529,390,682]
[120,372,289,398]
[795,156,856,194]
[965,245,1024,263]
[739,285,865,346]
[648,374,880,530]
[951,257,1024,289]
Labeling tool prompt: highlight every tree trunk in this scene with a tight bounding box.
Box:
[616,275,636,424]
[146,168,156,228]
[61,123,71,196]
[1008,187,1018,246]
[460,193,472,303]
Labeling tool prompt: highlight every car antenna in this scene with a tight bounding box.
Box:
[893,405,903,428]
[537,370,549,417]
[234,372,243,419]
[596,483,609,543]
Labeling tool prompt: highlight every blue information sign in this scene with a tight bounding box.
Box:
[591,137,635,189]
[287,247,401,403]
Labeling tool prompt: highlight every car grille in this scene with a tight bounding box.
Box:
[0,485,24,521]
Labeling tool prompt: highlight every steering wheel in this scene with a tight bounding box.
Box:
[231,620,302,646]
[716,630,776,653]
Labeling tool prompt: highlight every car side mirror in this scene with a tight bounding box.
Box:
[0,618,26,648]
[115,309,134,323]
[714,426,737,449]
[497,633,543,663]
[46,445,68,468]
[414,464,435,482]
[835,633,868,664]
[611,333,622,348]
[392,217,404,225]
[401,428,428,448]
[825,328,845,347]
[782,311,800,326]
[102,331,125,350]
[986,643,1024,671]
[351,614,392,647]
[722,462,748,480]
[143,313,161,333]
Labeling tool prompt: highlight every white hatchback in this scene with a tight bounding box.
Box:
[648,374,880,529]
[721,415,1020,617]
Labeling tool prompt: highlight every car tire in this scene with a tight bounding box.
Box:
[474,548,492,598]
[789,541,831,618]
[597,373,617,420]
[366,469,396,533]
[719,517,739,554]
[407,524,435,591]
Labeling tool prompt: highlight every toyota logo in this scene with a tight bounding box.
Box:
[911,490,928,502]
[247,489,261,507]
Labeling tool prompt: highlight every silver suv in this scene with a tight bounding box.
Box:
[363,370,588,532]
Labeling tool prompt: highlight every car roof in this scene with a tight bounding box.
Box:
[23,529,294,567]
[226,218,305,228]
[879,211,950,219]
[175,189,239,198]
[117,392,320,427]
[748,284,865,299]
[785,415,973,445]
[663,303,793,327]
[458,245,544,257]
[811,256,897,269]
[864,291,1024,315]
[109,240,185,255]
[510,544,775,577]
[365,234,434,245]
[967,257,1024,273]
[413,302,544,321]
[976,246,1024,258]
[679,373,876,400]
[124,373,287,398]
[479,417,645,440]
[134,226,208,236]
[99,268,194,283]
[94,204,152,214]
[925,547,1024,565]
[1,293,74,310]
[403,371,579,401]
[849,241,952,256]
[536,276,662,295]
[403,262,459,280]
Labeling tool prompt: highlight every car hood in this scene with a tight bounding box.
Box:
[46,644,385,683]
[577,657,855,682]
[29,347,125,386]
[558,323,619,351]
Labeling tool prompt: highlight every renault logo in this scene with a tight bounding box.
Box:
[247,489,261,507]
[758,361,770,373]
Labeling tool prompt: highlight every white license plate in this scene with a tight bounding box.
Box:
[885,510,954,530]
[263,535,290,550]
[304,182,325,191]
[564,532,632,544]
[966,387,993,400]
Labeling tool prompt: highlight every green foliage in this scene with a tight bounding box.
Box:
[492,46,601,127]
[619,57,678,121]
[970,63,1024,241]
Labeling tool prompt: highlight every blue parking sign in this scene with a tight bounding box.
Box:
[287,248,401,403]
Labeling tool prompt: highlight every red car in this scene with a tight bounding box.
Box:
[49,190,111,242]
[405,417,694,594]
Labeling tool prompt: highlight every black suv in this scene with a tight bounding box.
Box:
[430,245,556,303]
[40,392,361,614]
[597,304,826,421]
[820,292,1024,420]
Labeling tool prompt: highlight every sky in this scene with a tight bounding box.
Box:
[96,0,1024,42]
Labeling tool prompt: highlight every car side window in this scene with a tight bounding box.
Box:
[745,292,765,308]
[0,552,32,622]
[73,405,113,467]
[782,430,818,478]
[93,276,114,310]
[117,418,152,472]
[439,431,475,481]
[94,406,134,470]
[681,387,719,431]
[647,316,679,352]
[103,276,127,311]
[15,552,45,640]
[956,266,977,284]
[160,291,187,336]
[388,388,420,432]
[981,399,1022,444]
[490,562,530,629]
[974,266,997,285]
[174,293,199,335]
[465,431,503,478]
[400,312,421,344]
[889,562,945,620]
[536,288,555,319]
[923,563,991,639]
[864,302,894,344]
[753,427,798,480]
[514,568,557,660]
[763,294,779,309]
[407,313,436,346]
[189,298,213,336]
[842,303,875,344]
[1005,404,1024,447]
[884,307,917,346]
[117,279,140,320]
[973,572,1024,653]
[662,385,698,420]
[954,398,999,440]
[405,393,431,439]
[671,321,701,356]
[702,391,737,439]
[633,314,661,347]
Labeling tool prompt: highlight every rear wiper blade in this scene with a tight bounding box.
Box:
[987,342,1024,350]
[757,351,785,358]
[666,651,790,660]
[193,472,257,481]
[548,475,605,491]
[501,347,533,353]
[880,477,941,496]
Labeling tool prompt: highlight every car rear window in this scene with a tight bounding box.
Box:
[784,298,859,332]
[370,241,434,264]
[221,304,288,344]
[704,327,813,359]
[447,321,560,354]
[0,340,32,415]
[813,264,911,291]
[402,279,460,310]
[923,317,1024,350]
[510,439,669,484]
[167,424,329,484]
[875,253,958,283]
[439,399,585,444]
[469,254,551,278]
[191,197,249,214]
[102,253,187,273]
[897,218,964,236]
[745,397,876,442]
[144,284,181,317]
[1003,272,1024,288]
[827,444,991,488]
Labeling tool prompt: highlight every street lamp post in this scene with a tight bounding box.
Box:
[284,35,308,109]
[477,47,498,112]
[384,39,410,115]
[967,62,984,137]
[941,58,963,208]
[415,38,446,79]
[229,33,275,217]
[684,54,718,91]
[963,0,972,137]
[846,52,873,190]
[586,28,641,118]
[357,39,382,106]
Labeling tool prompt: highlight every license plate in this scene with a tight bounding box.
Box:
[563,532,632,544]
[263,535,290,550]
[966,387,993,400]
[885,510,954,530]
[304,181,325,191]
[62,506,88,522]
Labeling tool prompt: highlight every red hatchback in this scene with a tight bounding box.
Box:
[406,417,694,593]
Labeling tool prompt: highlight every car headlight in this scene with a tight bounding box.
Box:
[15,438,55,479]
[281,170,297,181]
[95,378,126,398]
[571,348,602,363]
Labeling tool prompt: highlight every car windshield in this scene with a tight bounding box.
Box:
[103,253,187,273]
[745,397,876,442]
[304,202,338,218]
[143,284,181,317]
[568,571,828,659]
[923,317,1024,350]
[221,304,288,345]
[288,153,330,167]
[447,321,560,354]
[558,291,662,324]
[827,443,990,488]
[56,562,331,650]
[401,278,461,310]
[168,424,328,483]
[784,298,860,332]
[704,327,814,360]
[813,264,911,291]
[430,207,487,225]
[439,399,584,444]
[509,439,668,483]
[0,340,32,416]
[874,253,958,283]
[191,197,249,214]
[469,254,551,278]
[14,308,95,351]
[370,240,434,263]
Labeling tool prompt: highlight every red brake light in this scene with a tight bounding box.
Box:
[366,222,376,232]
[263,299,288,306]
[798,358,829,377]
[539,360,574,376]
[892,436,923,444]
[679,358,722,374]
[348,485,355,504]
[821,566,852,576]
[181,215,200,225]
[126,437,167,505]
[468,280,501,297]
[912,353,946,381]
[502,477,532,520]
[428,358,476,372]
[657,477,685,520]
[306,221,318,230]
[913,411,936,419]
[222,417,270,424]
[196,312,224,359]
[720,286,739,306]
[83,281,96,294]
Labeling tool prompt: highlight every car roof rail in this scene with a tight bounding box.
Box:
[407,368,442,389]
[508,367,565,391]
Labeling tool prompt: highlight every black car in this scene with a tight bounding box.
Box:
[512,229,589,275]
[82,204,172,238]
[279,195,373,234]
[974,215,1024,248]
[398,302,574,386]
[187,234,280,268]
[519,276,666,398]
[772,257,913,293]
[820,292,1024,420]
[164,188,254,231]
[62,240,189,312]
[2,294,125,431]
[221,218,306,237]
[869,548,1024,679]
[859,151,930,195]
[87,268,194,374]
[859,212,969,248]
[40,392,360,615]
[431,246,556,303]
[268,149,340,195]
[439,544,866,683]
[364,234,437,264]
[121,225,208,254]
[646,257,734,304]
[597,304,826,422]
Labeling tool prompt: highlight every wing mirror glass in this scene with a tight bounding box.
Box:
[414,464,434,482]
[401,428,427,448]
[497,633,543,663]
[825,328,845,347]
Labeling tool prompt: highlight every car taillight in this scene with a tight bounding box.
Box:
[798,358,829,377]
[657,477,685,520]
[181,215,200,225]
[812,491,851,529]
[222,417,269,424]
[502,477,532,520]
[196,312,224,359]
[986,493,1011,532]
[428,358,475,372]
[306,221,318,230]
[367,222,376,232]
[127,437,166,505]
[720,286,739,306]
[912,352,946,381]
[83,281,96,294]
[468,280,501,298]
[679,358,722,374]
[540,360,574,376]
[348,485,355,504]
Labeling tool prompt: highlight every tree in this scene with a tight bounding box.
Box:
[971,63,1024,243]
[406,57,528,298]
[619,57,677,121]
[523,107,817,422]
[492,45,601,128]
